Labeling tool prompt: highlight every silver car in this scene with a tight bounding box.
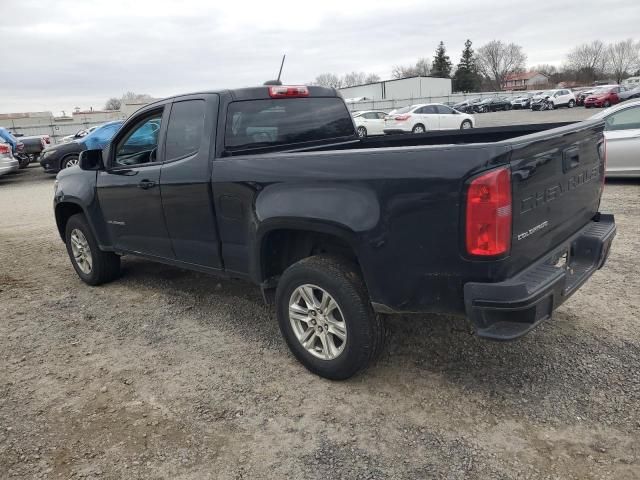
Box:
[590,99,640,178]
[0,139,20,177]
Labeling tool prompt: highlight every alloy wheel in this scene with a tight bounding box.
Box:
[289,284,347,360]
[70,229,93,274]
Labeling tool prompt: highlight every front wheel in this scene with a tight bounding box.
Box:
[356,126,367,138]
[276,255,386,380]
[460,120,473,130]
[65,214,120,285]
[603,100,611,108]
[61,155,80,170]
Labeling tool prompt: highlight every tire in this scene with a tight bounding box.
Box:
[411,124,426,134]
[460,120,473,130]
[603,100,611,108]
[568,100,575,108]
[17,156,30,169]
[61,155,80,170]
[275,255,386,380]
[65,213,120,286]
[356,126,367,138]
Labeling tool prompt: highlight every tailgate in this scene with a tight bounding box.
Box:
[507,120,606,273]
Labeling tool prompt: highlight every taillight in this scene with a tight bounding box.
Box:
[394,114,411,121]
[0,144,10,154]
[268,86,309,98]
[465,166,512,256]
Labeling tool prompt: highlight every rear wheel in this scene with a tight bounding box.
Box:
[65,214,120,286]
[460,120,473,130]
[568,99,575,108]
[276,255,386,380]
[356,126,367,138]
[411,124,426,134]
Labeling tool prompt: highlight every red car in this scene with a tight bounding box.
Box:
[584,86,622,108]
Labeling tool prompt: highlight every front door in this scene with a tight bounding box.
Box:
[436,105,459,129]
[97,107,174,258]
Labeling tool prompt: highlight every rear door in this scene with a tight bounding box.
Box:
[507,121,606,271]
[159,94,223,269]
[415,106,439,130]
[603,104,640,175]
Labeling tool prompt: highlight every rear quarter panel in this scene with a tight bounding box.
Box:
[212,144,511,313]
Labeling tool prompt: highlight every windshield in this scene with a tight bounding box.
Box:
[593,87,612,94]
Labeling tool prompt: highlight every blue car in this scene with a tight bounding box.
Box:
[39,121,123,173]
[0,127,18,155]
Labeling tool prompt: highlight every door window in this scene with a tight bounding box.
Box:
[114,112,163,167]
[376,112,387,119]
[362,112,378,119]
[605,107,640,131]
[436,105,455,114]
[417,106,438,114]
[165,100,205,161]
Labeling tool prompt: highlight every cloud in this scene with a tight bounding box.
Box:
[1,0,638,113]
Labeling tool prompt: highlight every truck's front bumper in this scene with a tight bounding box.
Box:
[464,214,616,341]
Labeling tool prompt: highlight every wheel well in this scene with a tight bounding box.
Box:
[261,229,358,284]
[55,203,84,241]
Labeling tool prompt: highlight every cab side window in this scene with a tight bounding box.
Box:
[165,100,205,161]
[115,111,163,167]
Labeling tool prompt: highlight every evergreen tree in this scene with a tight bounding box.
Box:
[452,39,481,92]
[431,41,452,78]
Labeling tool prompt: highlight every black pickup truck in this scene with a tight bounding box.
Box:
[53,85,616,379]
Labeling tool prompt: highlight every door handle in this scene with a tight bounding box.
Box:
[138,179,156,189]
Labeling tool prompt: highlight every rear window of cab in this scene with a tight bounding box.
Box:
[224,97,355,152]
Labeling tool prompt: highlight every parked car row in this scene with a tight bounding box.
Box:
[352,103,475,137]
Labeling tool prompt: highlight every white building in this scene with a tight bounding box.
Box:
[339,76,452,102]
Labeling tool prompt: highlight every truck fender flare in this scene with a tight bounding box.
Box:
[250,218,361,286]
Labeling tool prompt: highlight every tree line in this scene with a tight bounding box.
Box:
[313,39,640,92]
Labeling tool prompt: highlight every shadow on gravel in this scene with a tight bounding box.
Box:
[108,252,637,426]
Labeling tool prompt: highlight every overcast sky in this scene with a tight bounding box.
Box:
[1,0,639,114]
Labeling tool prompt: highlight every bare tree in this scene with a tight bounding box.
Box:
[104,97,122,110]
[476,40,527,90]
[392,58,430,79]
[530,64,557,77]
[314,73,343,88]
[364,73,381,83]
[565,41,607,83]
[342,72,367,87]
[607,39,640,84]
[120,91,154,103]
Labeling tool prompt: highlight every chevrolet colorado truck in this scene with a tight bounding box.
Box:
[53,85,616,380]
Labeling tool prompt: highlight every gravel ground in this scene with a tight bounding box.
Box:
[1,160,639,480]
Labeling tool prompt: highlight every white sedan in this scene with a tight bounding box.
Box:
[589,99,640,177]
[352,110,388,137]
[383,103,475,134]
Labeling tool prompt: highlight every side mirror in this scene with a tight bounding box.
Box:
[79,149,105,171]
